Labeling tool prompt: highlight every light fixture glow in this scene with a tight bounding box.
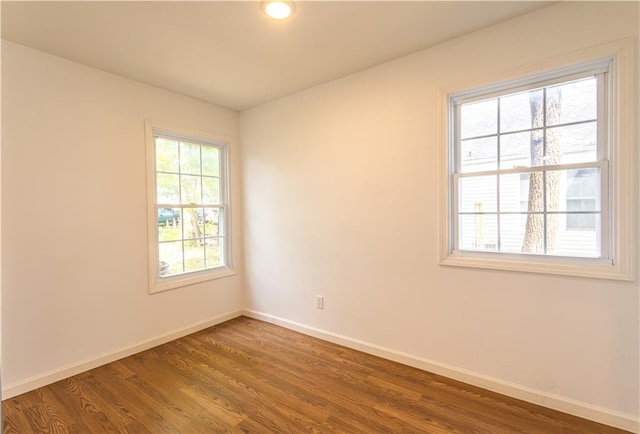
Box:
[262,1,294,20]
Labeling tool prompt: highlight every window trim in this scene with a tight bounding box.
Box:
[145,121,235,294]
[439,39,636,281]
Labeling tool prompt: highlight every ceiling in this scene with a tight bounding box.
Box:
[2,1,553,111]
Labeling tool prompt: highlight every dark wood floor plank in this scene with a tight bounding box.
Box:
[86,365,172,429]
[164,335,331,431]
[48,374,131,433]
[2,412,37,434]
[23,402,71,434]
[422,376,560,432]
[2,316,630,433]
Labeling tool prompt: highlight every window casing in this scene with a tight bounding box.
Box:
[439,41,636,280]
[146,122,233,293]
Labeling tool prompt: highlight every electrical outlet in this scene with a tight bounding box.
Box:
[316,295,324,309]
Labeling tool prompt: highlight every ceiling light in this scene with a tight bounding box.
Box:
[262,1,294,20]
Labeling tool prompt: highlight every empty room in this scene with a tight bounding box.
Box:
[1,1,638,432]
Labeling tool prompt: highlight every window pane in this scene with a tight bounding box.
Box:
[567,212,597,230]
[156,138,179,173]
[202,177,220,205]
[500,131,536,168]
[519,172,544,212]
[500,89,540,133]
[182,208,202,241]
[203,208,220,237]
[180,142,201,175]
[548,168,600,212]
[547,77,597,127]
[196,208,206,236]
[544,170,562,213]
[499,173,524,212]
[567,199,598,213]
[180,175,201,204]
[202,146,220,176]
[500,214,527,253]
[158,208,181,241]
[458,214,498,252]
[158,224,182,243]
[205,237,223,269]
[459,175,497,213]
[547,122,597,164]
[460,99,497,139]
[567,168,599,199]
[520,213,545,254]
[551,217,599,257]
[184,243,205,273]
[159,241,183,277]
[460,137,497,172]
[156,173,180,204]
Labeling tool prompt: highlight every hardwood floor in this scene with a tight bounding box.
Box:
[2,316,629,433]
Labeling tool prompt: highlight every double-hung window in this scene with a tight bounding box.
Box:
[454,67,607,258]
[441,41,636,280]
[146,122,232,293]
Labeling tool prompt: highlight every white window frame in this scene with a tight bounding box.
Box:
[146,121,235,293]
[439,40,636,281]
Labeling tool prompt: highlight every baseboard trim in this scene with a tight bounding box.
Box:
[2,309,243,400]
[243,309,639,433]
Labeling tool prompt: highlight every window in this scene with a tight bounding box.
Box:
[565,168,597,231]
[454,70,606,258]
[440,40,636,280]
[146,122,233,293]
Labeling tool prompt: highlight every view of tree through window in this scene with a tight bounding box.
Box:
[454,72,605,258]
[153,133,227,278]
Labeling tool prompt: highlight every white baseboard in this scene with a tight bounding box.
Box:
[243,309,639,434]
[2,310,243,400]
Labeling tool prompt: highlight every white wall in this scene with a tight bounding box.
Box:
[241,1,638,429]
[1,41,243,395]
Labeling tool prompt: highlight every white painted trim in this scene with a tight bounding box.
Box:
[0,23,3,420]
[243,309,639,433]
[1,310,243,400]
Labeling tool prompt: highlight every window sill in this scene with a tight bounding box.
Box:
[440,251,632,281]
[149,266,237,294]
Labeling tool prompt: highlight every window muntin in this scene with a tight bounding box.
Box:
[452,69,608,259]
[148,125,231,291]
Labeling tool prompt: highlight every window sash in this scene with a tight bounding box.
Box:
[453,161,608,257]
